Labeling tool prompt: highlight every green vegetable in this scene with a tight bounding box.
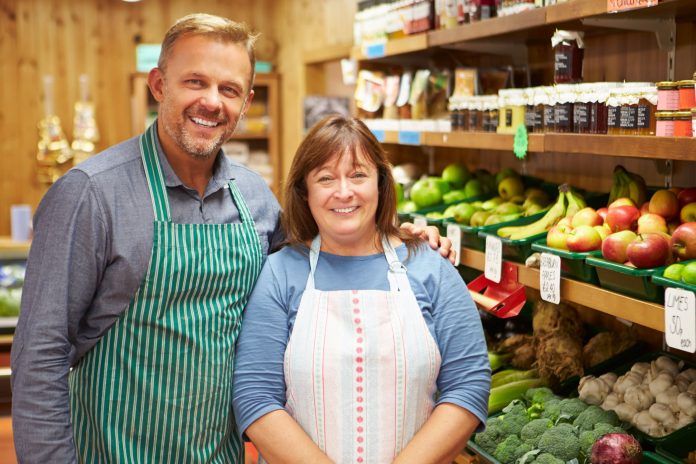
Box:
[488,378,544,414]
[531,453,565,464]
[491,368,538,388]
[493,434,534,464]
[520,418,553,447]
[557,397,589,422]
[473,417,505,455]
[0,288,21,317]
[579,423,625,458]
[572,405,619,432]
[524,387,557,405]
[539,398,561,421]
[498,401,531,436]
[488,351,513,372]
[537,423,581,462]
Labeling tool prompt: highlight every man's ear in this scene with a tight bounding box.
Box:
[147,68,165,103]
[240,89,255,118]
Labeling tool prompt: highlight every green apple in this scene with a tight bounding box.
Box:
[452,203,476,225]
[395,183,404,203]
[481,197,504,211]
[475,169,497,194]
[494,202,523,215]
[498,176,525,201]
[663,263,685,281]
[441,164,471,189]
[495,167,520,186]
[432,177,451,196]
[443,189,468,204]
[464,179,484,199]
[470,211,492,227]
[682,261,696,285]
[425,211,444,220]
[397,201,418,214]
[410,178,444,209]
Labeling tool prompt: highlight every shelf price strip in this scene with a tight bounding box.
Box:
[664,288,695,354]
[363,43,386,59]
[446,224,462,267]
[484,235,502,284]
[398,131,421,145]
[539,253,561,305]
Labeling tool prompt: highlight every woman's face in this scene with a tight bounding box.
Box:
[306,149,380,255]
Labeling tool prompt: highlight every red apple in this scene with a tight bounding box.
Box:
[637,213,668,235]
[669,187,683,196]
[602,230,638,263]
[571,207,603,228]
[626,233,671,268]
[677,188,696,208]
[594,224,611,241]
[639,202,650,216]
[605,205,640,232]
[567,225,603,252]
[649,189,679,221]
[558,217,573,228]
[671,222,696,260]
[609,198,636,209]
[547,224,571,250]
[681,202,696,223]
[597,207,609,220]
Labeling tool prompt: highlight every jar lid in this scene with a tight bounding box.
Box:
[691,107,696,114]
[656,81,677,88]
[674,111,692,118]
[676,80,695,87]
[655,111,676,118]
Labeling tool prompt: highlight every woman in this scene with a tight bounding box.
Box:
[233,115,490,464]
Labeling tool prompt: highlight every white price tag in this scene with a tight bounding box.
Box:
[413,216,427,228]
[484,235,502,283]
[664,288,696,354]
[446,224,462,266]
[540,253,561,304]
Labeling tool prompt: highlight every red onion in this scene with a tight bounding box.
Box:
[591,433,642,464]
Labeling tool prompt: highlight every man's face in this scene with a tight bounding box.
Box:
[149,34,254,161]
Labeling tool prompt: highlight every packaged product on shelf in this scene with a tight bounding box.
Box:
[427,69,451,119]
[554,84,575,133]
[497,0,537,17]
[572,83,592,134]
[469,0,497,22]
[618,89,639,136]
[678,79,695,110]
[552,30,585,84]
[525,87,543,133]
[606,88,621,135]
[692,107,696,137]
[435,0,459,29]
[382,75,401,119]
[674,110,692,137]
[484,95,499,133]
[637,86,657,136]
[386,0,408,40]
[409,69,431,119]
[542,86,556,133]
[590,83,611,134]
[402,0,434,35]
[456,0,470,24]
[396,70,413,119]
[656,111,675,137]
[354,69,385,117]
[656,81,680,111]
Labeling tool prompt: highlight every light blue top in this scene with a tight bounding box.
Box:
[233,243,491,435]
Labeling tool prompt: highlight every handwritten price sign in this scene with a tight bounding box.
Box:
[446,224,462,267]
[664,288,695,354]
[485,235,502,283]
[607,0,657,13]
[540,253,561,304]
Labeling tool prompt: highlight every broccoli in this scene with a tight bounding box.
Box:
[520,418,554,447]
[537,423,581,462]
[532,453,565,464]
[493,435,534,464]
[498,401,531,436]
[578,423,625,457]
[473,418,505,455]
[525,387,558,405]
[557,397,589,422]
[572,405,620,432]
[539,398,561,422]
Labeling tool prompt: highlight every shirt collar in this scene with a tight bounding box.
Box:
[152,121,235,193]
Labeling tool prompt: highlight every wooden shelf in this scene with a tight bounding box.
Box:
[356,0,696,62]
[460,247,665,332]
[0,238,30,260]
[234,133,270,140]
[423,131,545,152]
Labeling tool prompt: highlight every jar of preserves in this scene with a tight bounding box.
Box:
[636,86,657,136]
[677,79,695,110]
[469,0,496,22]
[552,30,584,84]
[468,97,480,132]
[656,81,679,111]
[543,87,556,133]
[692,107,696,137]
[508,89,526,133]
[590,84,611,134]
[674,111,692,137]
[606,89,622,135]
[573,83,591,133]
[487,96,499,133]
[554,84,575,133]
[655,111,675,137]
[618,90,639,136]
[496,92,508,134]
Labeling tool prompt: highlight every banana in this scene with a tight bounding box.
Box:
[497,188,567,240]
[627,172,648,206]
[610,165,647,206]
[564,187,587,218]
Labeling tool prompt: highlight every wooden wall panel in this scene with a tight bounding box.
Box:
[0,0,276,236]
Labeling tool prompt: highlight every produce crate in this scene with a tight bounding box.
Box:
[445,211,547,252]
[531,239,602,284]
[477,220,547,263]
[397,193,492,224]
[466,439,499,464]
[655,423,696,463]
[651,259,696,294]
[642,451,681,464]
[584,256,667,304]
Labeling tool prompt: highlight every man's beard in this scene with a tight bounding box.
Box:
[163,109,236,160]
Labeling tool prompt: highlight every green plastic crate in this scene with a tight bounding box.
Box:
[531,239,602,284]
[397,193,492,224]
[643,451,681,464]
[652,259,696,294]
[444,210,547,252]
[655,423,696,463]
[585,256,667,303]
[478,220,548,263]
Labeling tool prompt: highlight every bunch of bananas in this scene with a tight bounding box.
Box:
[496,185,586,240]
[608,165,647,206]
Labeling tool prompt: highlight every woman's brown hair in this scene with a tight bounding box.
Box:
[282,115,422,254]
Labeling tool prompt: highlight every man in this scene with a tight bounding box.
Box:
[12,13,450,464]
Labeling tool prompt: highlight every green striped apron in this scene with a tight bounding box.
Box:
[68,122,264,463]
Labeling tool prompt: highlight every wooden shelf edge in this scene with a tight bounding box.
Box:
[460,248,665,331]
[543,134,696,160]
[353,33,429,61]
[0,238,30,259]
[303,44,352,65]
[429,8,546,46]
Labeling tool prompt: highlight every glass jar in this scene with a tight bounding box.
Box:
[636,86,657,136]
[508,89,526,133]
[524,87,537,132]
[554,84,575,133]
[468,97,480,132]
[674,111,692,137]
[656,81,679,111]
[469,0,497,22]
[677,80,695,110]
[655,111,675,137]
[692,107,696,137]
[606,89,622,135]
[543,87,556,133]
[496,92,508,134]
[618,90,639,136]
[552,30,584,84]
[573,83,591,133]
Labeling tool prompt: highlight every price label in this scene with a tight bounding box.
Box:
[664,288,696,354]
[413,216,428,228]
[371,129,385,143]
[398,131,421,145]
[364,42,386,59]
[540,253,561,304]
[607,0,657,13]
[446,223,462,266]
[485,235,502,283]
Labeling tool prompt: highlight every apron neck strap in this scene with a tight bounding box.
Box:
[307,235,409,292]
[139,122,171,222]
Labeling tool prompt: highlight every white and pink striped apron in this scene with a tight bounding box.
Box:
[279,236,442,464]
